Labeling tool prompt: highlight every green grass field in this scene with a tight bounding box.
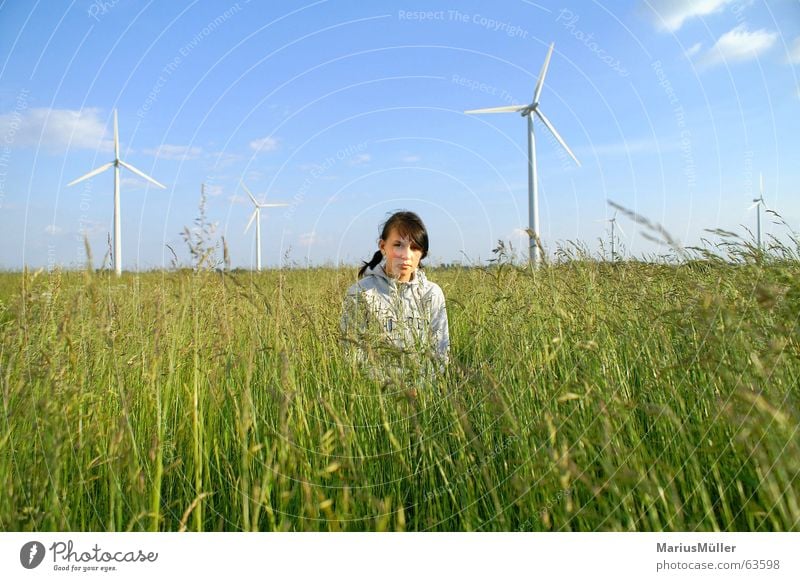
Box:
[1,252,798,531]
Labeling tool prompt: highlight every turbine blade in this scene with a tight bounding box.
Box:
[66,162,114,186]
[119,160,166,189]
[534,108,580,167]
[244,208,258,233]
[760,172,764,197]
[533,43,555,105]
[257,203,290,208]
[616,221,626,237]
[241,182,259,206]
[465,105,527,114]
[747,201,759,210]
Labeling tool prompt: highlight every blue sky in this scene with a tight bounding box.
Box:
[1,0,799,269]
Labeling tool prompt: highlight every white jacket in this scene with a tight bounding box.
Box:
[340,262,450,370]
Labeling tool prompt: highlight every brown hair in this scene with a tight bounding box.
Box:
[358,211,429,278]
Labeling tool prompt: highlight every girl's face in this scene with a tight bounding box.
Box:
[380,228,423,282]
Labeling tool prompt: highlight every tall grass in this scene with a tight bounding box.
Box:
[1,241,798,531]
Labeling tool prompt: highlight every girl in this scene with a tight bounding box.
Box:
[340,211,449,374]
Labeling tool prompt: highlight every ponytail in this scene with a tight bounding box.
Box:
[358,250,383,278]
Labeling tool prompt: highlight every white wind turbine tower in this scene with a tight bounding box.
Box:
[749,172,767,251]
[465,42,580,266]
[242,182,288,271]
[67,109,166,276]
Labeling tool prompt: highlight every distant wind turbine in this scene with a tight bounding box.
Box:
[465,42,580,266]
[596,211,625,260]
[242,182,288,271]
[749,172,767,251]
[67,109,166,276]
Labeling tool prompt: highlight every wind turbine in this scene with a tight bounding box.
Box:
[465,42,580,266]
[67,109,166,276]
[596,211,625,260]
[242,182,288,271]
[749,172,766,251]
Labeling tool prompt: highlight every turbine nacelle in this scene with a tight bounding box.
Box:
[595,212,626,237]
[241,182,289,216]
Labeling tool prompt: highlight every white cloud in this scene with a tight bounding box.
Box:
[510,228,529,240]
[788,37,800,64]
[298,232,317,247]
[400,154,421,163]
[207,151,243,169]
[249,136,279,152]
[349,153,371,166]
[645,0,738,32]
[144,144,203,160]
[580,137,679,157]
[77,219,106,236]
[119,176,152,190]
[685,42,703,58]
[203,184,224,197]
[697,25,777,68]
[0,107,113,152]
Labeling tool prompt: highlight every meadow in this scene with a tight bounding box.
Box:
[1,243,798,531]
